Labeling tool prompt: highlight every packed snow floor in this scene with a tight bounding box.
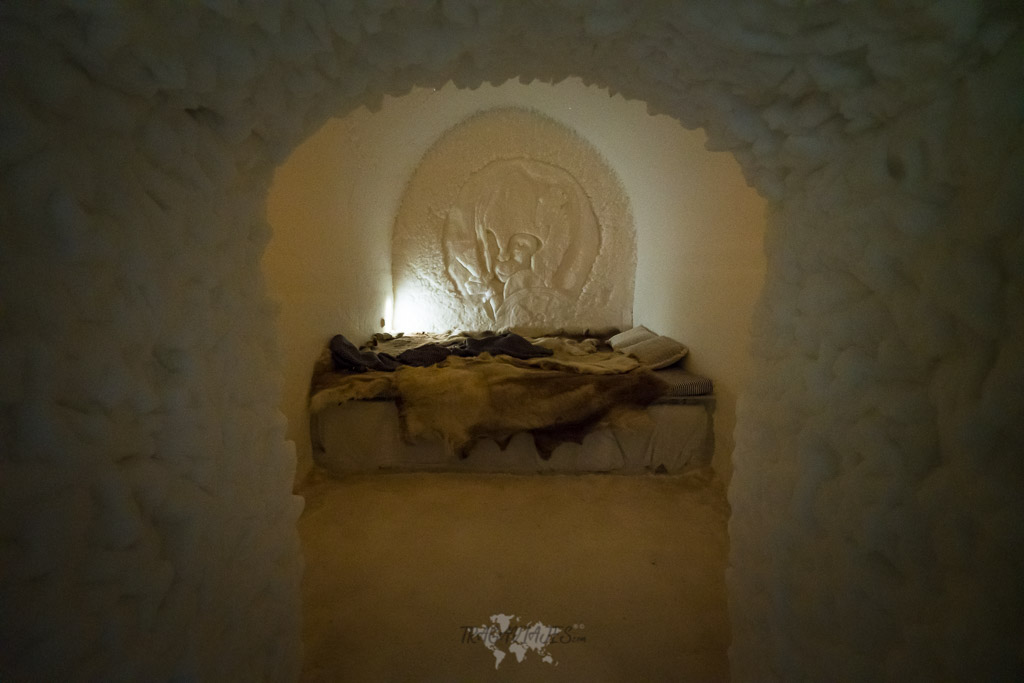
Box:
[296,469,730,682]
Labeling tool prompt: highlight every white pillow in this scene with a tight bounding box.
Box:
[608,325,656,349]
[609,326,688,369]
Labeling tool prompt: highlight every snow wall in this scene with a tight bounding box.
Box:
[1,1,1022,681]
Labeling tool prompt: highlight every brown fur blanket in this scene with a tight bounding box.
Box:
[392,355,668,458]
[310,345,668,459]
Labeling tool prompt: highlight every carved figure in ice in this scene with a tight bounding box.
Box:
[444,158,601,328]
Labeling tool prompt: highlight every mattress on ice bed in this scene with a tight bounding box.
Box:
[311,366,715,475]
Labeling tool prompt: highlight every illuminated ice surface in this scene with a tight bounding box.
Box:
[393,107,635,333]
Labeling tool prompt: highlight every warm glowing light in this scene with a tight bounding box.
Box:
[392,284,446,333]
[383,295,394,333]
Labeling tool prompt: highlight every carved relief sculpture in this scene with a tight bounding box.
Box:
[392,107,635,333]
[444,159,601,329]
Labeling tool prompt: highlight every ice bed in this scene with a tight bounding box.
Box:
[309,328,715,475]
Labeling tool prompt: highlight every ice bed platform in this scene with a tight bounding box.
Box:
[311,366,715,475]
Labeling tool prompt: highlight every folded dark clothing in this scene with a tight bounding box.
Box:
[329,334,401,373]
[398,332,554,366]
[331,332,553,372]
[458,332,554,359]
[396,343,469,367]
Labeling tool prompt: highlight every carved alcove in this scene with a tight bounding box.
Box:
[392,108,635,333]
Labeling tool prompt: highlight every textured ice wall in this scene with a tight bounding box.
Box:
[0,2,310,680]
[723,9,1024,680]
[1,0,1022,680]
[393,107,635,332]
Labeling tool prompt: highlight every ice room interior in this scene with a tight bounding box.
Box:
[2,1,1023,682]
[266,77,764,680]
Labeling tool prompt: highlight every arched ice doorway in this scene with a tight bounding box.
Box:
[2,2,1021,681]
[263,77,767,490]
[264,78,766,679]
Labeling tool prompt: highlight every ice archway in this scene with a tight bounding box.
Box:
[2,1,1022,680]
